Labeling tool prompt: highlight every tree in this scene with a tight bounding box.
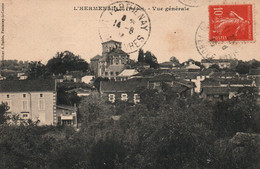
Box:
[46,51,89,75]
[169,56,180,65]
[213,87,260,137]
[93,77,109,91]
[250,59,260,69]
[138,88,164,111]
[137,49,145,63]
[144,51,159,69]
[57,87,81,106]
[88,138,126,169]
[27,61,48,79]
[235,60,250,74]
[209,64,220,70]
[0,103,8,124]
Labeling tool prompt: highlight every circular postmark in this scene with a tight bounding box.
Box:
[178,0,200,7]
[178,0,211,7]
[195,22,239,59]
[99,1,151,54]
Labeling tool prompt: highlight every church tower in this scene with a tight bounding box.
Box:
[102,40,122,55]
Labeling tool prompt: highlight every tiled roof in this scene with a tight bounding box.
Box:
[56,105,76,111]
[66,87,92,93]
[210,71,238,78]
[248,68,260,75]
[100,79,147,92]
[174,79,195,88]
[102,40,122,44]
[149,74,175,82]
[221,79,253,85]
[57,82,92,89]
[105,64,125,73]
[159,62,174,68]
[176,72,199,79]
[90,55,102,61]
[134,69,171,77]
[202,86,255,95]
[0,79,56,92]
[199,68,219,75]
[170,86,189,93]
[182,64,201,70]
[201,78,221,87]
[202,87,230,95]
[201,59,232,63]
[118,69,138,77]
[107,48,129,56]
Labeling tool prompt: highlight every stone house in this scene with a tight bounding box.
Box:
[99,79,146,104]
[56,105,77,127]
[0,80,57,125]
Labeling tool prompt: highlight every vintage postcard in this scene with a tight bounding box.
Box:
[0,0,259,168]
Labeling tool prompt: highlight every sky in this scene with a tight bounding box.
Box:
[2,0,259,64]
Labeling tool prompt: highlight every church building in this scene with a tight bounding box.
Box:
[90,40,130,79]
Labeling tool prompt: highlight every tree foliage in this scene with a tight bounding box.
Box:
[144,51,159,68]
[0,87,259,169]
[0,103,8,124]
[27,61,48,79]
[209,64,220,70]
[169,56,180,64]
[137,49,145,63]
[46,51,89,75]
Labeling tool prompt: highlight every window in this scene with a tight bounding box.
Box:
[110,72,114,76]
[58,116,61,125]
[40,94,43,98]
[6,94,9,98]
[134,94,140,104]
[153,82,161,89]
[38,99,45,110]
[108,94,115,103]
[105,72,108,76]
[62,120,72,125]
[22,100,28,111]
[23,94,26,98]
[213,95,219,98]
[21,112,29,119]
[73,116,76,125]
[116,72,119,75]
[121,93,128,101]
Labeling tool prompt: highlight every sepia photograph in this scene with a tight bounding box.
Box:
[0,0,259,168]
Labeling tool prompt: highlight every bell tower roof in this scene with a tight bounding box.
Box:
[102,39,123,55]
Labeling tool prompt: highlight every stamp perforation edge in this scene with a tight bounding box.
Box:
[207,1,256,44]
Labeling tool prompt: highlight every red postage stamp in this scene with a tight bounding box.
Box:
[209,4,253,42]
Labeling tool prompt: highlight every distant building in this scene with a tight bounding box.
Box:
[159,62,177,69]
[81,75,94,84]
[56,105,77,127]
[100,79,146,104]
[181,60,201,71]
[148,74,195,97]
[116,69,138,81]
[200,77,256,101]
[90,40,130,79]
[0,74,6,80]
[66,87,92,97]
[100,74,195,103]
[248,67,260,99]
[201,59,234,69]
[63,71,84,82]
[17,72,28,80]
[0,80,57,125]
